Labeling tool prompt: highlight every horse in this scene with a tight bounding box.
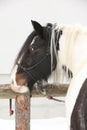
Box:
[11,20,87,130]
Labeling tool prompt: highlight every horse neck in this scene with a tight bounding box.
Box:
[59,24,87,76]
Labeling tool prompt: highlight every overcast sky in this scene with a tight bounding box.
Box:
[0,0,87,74]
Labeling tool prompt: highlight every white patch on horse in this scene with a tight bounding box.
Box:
[10,65,29,93]
[30,35,38,45]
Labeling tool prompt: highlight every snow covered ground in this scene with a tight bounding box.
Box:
[0,118,67,130]
[0,97,67,130]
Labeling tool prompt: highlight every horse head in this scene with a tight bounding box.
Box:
[11,21,60,93]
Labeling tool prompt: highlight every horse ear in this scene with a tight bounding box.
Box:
[31,20,43,38]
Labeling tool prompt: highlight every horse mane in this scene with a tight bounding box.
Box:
[58,24,87,75]
[48,24,74,84]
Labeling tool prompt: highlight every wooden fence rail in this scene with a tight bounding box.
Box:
[0,84,69,130]
[0,84,68,98]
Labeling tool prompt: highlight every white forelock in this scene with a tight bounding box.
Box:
[10,65,29,93]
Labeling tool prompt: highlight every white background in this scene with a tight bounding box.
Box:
[0,0,87,74]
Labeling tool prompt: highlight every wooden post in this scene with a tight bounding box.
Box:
[15,94,30,130]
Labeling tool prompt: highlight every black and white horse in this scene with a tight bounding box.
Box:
[11,20,87,130]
